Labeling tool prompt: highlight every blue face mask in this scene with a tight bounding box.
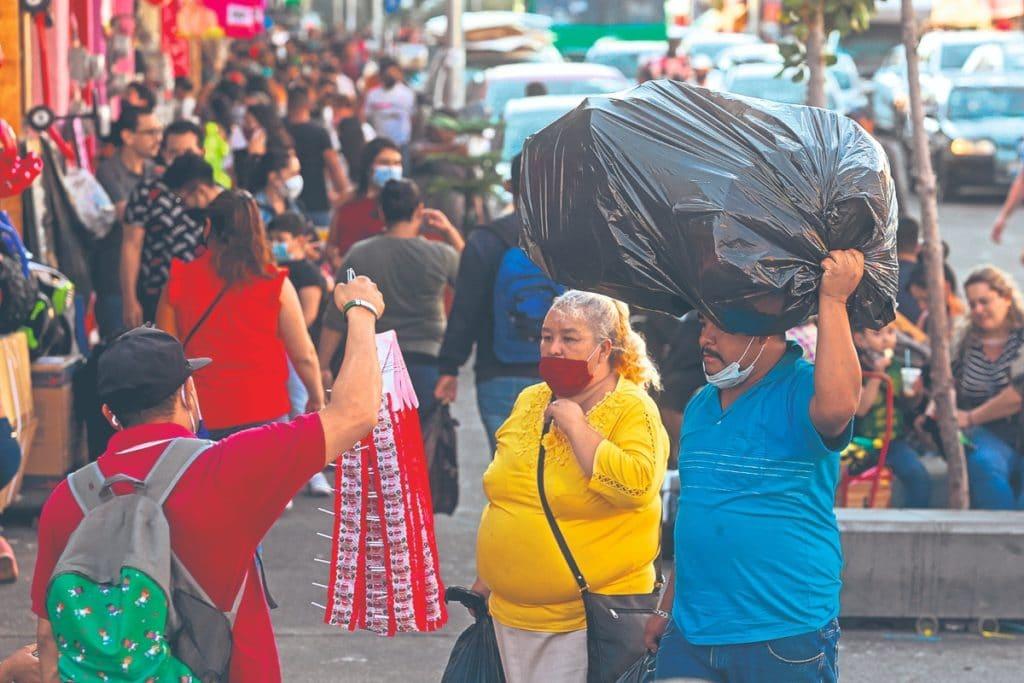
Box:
[271,242,291,262]
[372,165,403,188]
[704,338,766,390]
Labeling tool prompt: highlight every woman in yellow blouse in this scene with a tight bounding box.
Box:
[473,290,670,683]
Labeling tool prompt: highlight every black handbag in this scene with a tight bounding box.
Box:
[536,420,662,683]
[423,403,459,515]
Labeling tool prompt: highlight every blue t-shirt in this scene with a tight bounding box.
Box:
[673,342,851,645]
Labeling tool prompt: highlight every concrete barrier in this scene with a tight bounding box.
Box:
[838,509,1024,621]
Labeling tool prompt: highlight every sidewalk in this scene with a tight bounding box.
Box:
[2,375,1022,680]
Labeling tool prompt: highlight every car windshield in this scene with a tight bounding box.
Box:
[940,42,987,70]
[484,77,626,117]
[588,51,660,79]
[947,86,1024,119]
[728,75,807,105]
[1005,48,1024,71]
[689,40,753,62]
[501,107,576,160]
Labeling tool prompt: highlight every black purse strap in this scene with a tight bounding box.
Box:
[537,418,590,593]
[536,417,665,595]
[182,283,230,348]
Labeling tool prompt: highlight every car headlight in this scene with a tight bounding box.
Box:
[950,138,996,156]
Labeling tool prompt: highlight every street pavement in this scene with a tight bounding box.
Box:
[3,195,1024,680]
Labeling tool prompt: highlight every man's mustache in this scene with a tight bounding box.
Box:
[701,347,723,362]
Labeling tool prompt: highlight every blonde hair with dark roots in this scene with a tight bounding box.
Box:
[964,265,1024,331]
[548,290,662,391]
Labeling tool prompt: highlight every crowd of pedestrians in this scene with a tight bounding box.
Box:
[7,21,1024,683]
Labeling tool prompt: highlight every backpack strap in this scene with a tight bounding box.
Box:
[144,438,215,506]
[67,462,106,514]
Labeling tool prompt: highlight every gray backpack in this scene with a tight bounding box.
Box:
[47,438,246,682]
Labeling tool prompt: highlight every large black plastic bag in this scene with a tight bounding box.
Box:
[518,80,898,334]
[441,588,506,683]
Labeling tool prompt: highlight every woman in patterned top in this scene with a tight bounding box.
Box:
[952,266,1024,509]
[472,291,669,683]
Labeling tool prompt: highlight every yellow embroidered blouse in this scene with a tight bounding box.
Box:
[477,377,669,632]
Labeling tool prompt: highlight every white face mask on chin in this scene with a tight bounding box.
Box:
[704,337,767,390]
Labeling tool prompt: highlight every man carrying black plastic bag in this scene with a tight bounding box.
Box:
[644,250,863,682]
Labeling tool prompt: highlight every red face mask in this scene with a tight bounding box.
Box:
[538,346,601,398]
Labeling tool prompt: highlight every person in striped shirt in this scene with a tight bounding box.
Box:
[952,266,1024,509]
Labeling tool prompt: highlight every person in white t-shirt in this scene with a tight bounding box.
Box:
[364,58,416,149]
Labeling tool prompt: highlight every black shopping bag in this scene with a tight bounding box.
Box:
[423,403,459,515]
[615,651,657,683]
[441,588,505,683]
[519,80,898,335]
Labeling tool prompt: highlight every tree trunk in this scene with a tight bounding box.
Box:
[901,0,969,509]
[444,0,466,110]
[805,2,827,108]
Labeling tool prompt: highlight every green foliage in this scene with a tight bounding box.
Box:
[429,114,496,135]
[422,131,505,223]
[775,0,880,80]
[423,149,504,200]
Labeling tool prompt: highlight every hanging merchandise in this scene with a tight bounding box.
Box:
[518,81,899,335]
[160,0,191,78]
[0,256,38,335]
[0,120,43,198]
[34,139,94,301]
[27,262,75,357]
[203,0,266,39]
[324,331,448,636]
[0,212,38,335]
[0,211,30,278]
[63,167,115,239]
[21,290,61,358]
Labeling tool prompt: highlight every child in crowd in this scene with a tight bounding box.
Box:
[853,322,933,508]
[268,213,332,498]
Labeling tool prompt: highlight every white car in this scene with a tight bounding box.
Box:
[682,31,762,65]
[723,63,842,112]
[962,42,1024,74]
[871,30,1024,134]
[493,94,591,207]
[499,94,590,166]
[585,38,668,80]
[715,43,783,72]
[468,62,630,120]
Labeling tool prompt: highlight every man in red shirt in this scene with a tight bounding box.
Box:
[30,277,385,681]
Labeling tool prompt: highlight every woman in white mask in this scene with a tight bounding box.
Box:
[249,147,304,225]
[325,137,404,270]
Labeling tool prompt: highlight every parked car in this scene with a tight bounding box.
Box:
[420,11,563,109]
[872,31,1024,135]
[498,94,588,169]
[490,94,588,212]
[962,42,1024,74]
[584,38,667,80]
[831,53,872,130]
[926,75,1024,200]
[715,42,782,71]
[682,31,761,64]
[722,63,842,112]
[467,62,630,121]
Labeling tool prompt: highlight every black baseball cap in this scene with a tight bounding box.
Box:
[98,326,211,415]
